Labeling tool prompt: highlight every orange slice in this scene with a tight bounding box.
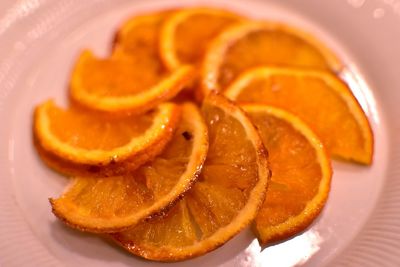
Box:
[70,50,194,114]
[243,104,332,244]
[70,13,195,114]
[160,7,243,70]
[50,103,208,232]
[34,100,180,176]
[225,66,373,164]
[111,94,270,261]
[201,21,342,95]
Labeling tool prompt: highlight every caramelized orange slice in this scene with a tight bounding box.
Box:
[201,21,341,95]
[225,66,373,164]
[243,105,332,244]
[160,7,243,70]
[34,100,180,176]
[70,13,195,114]
[111,94,270,261]
[50,103,208,232]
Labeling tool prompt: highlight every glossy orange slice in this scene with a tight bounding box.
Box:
[201,21,342,96]
[160,7,243,70]
[34,100,180,176]
[243,104,332,244]
[50,103,208,232]
[70,13,195,114]
[225,66,373,164]
[111,94,270,261]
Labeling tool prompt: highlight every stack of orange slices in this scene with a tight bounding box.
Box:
[32,7,374,262]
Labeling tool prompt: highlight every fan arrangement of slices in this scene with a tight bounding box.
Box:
[32,7,374,262]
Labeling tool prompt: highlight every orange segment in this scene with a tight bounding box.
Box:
[34,100,180,176]
[50,103,208,232]
[70,13,195,114]
[111,94,270,261]
[160,7,243,70]
[242,104,332,244]
[201,21,341,94]
[225,66,373,164]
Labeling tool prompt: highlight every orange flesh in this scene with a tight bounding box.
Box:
[175,14,239,65]
[115,102,261,246]
[142,118,195,199]
[53,113,196,219]
[123,200,198,247]
[49,105,152,150]
[235,75,367,162]
[117,14,167,74]
[82,13,168,97]
[248,112,322,226]
[218,30,331,89]
[61,175,154,218]
[81,58,165,97]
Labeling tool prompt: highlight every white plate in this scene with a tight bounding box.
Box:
[0,0,399,266]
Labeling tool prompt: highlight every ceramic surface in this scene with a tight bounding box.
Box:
[0,0,399,266]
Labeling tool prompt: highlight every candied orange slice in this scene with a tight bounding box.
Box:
[242,105,332,244]
[34,100,180,176]
[70,50,194,114]
[225,66,373,164]
[70,13,195,114]
[111,94,270,261]
[160,7,243,70]
[201,21,342,95]
[50,103,208,232]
